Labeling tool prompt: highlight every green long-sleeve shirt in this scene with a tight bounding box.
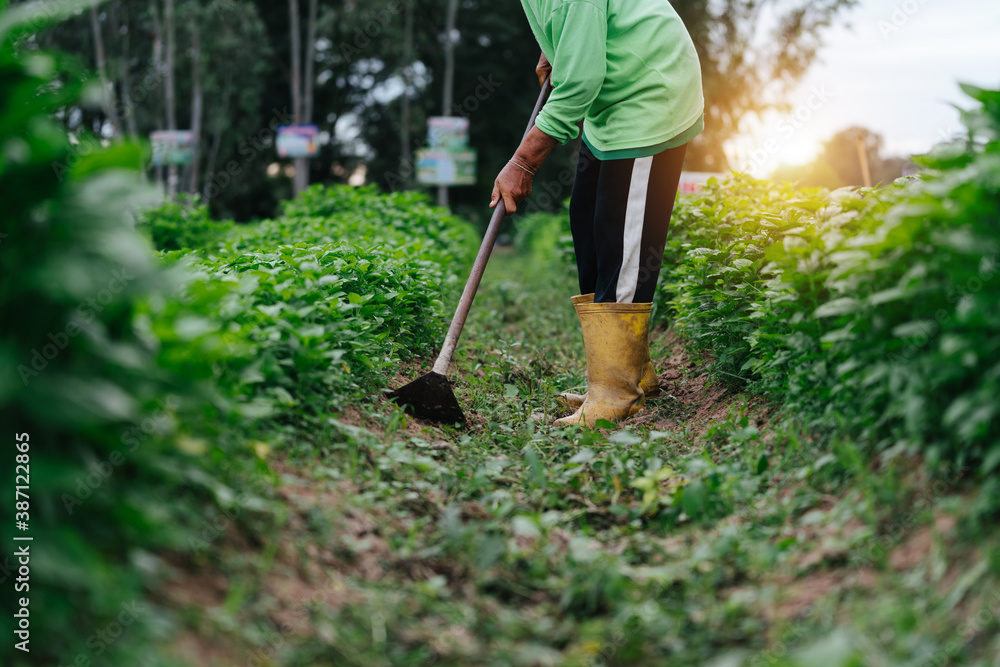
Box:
[520,0,704,159]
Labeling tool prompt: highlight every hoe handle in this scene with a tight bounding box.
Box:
[432,78,553,375]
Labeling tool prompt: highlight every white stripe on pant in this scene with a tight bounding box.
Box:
[615,156,654,303]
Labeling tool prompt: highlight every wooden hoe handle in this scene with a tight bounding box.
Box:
[431,78,554,375]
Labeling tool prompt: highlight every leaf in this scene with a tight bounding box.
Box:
[867,286,907,306]
[0,0,104,41]
[174,316,217,340]
[982,447,1000,474]
[892,320,937,339]
[511,516,541,538]
[258,304,283,318]
[251,441,271,459]
[608,430,642,445]
[813,298,862,318]
[176,435,208,456]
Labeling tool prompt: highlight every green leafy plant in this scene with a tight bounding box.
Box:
[136,193,234,252]
[745,85,1000,474]
[161,184,478,443]
[0,9,269,665]
[272,183,479,269]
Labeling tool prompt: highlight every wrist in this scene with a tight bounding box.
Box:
[508,157,537,177]
[512,152,543,173]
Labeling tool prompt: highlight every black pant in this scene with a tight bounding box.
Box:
[569,142,687,303]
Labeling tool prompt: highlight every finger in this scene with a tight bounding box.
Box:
[502,190,516,217]
[490,183,500,208]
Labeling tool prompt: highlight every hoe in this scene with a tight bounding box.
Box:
[387,79,553,423]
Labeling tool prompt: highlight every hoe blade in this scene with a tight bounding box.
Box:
[386,371,466,424]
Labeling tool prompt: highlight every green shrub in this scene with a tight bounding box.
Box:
[748,85,1000,471]
[140,184,480,443]
[183,238,455,438]
[0,12,267,665]
[271,183,479,268]
[653,174,837,376]
[137,193,234,251]
[656,85,1000,474]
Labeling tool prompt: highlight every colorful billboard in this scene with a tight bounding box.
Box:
[427,117,470,151]
[276,124,320,158]
[416,149,477,186]
[150,130,194,166]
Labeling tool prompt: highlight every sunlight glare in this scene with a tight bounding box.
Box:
[728,107,827,178]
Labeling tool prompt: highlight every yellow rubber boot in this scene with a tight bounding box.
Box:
[554,302,651,427]
[558,294,661,409]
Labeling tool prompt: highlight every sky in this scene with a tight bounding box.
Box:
[731,0,1000,176]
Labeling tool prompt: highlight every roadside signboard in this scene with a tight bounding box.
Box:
[427,117,470,151]
[416,149,477,186]
[150,130,194,166]
[276,124,320,158]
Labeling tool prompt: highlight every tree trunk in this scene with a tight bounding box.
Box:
[151,2,165,191]
[400,0,413,189]
[164,0,178,198]
[110,2,138,139]
[442,0,459,116]
[204,81,233,202]
[288,0,307,195]
[89,5,121,136]
[189,11,203,195]
[289,0,302,122]
[439,0,460,207]
[293,0,317,195]
[304,0,317,124]
[856,133,873,188]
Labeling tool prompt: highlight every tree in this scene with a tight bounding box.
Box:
[163,0,178,196]
[339,0,568,221]
[88,5,121,135]
[399,0,414,190]
[819,126,905,187]
[108,1,138,139]
[30,0,277,217]
[673,0,860,171]
[187,2,203,195]
[437,0,459,206]
[287,0,318,195]
[771,160,843,189]
[772,126,907,189]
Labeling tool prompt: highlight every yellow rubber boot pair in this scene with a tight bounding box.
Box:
[554,299,654,427]
[557,294,661,410]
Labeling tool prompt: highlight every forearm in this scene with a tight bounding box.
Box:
[513,126,559,172]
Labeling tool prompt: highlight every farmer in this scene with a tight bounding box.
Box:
[490,0,704,426]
